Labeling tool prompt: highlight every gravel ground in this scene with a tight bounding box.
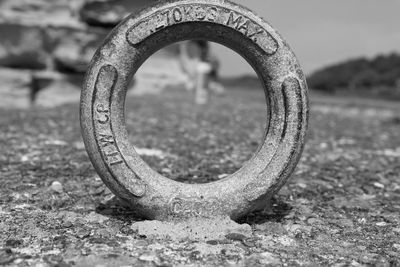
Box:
[0,86,400,266]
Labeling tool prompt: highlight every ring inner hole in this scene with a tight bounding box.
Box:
[125,41,268,184]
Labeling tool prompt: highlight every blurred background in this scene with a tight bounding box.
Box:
[0,0,399,108]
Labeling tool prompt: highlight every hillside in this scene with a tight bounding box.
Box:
[308,53,400,99]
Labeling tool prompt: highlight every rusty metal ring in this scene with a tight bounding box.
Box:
[81,0,309,220]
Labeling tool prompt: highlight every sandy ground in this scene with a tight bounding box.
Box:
[0,85,400,266]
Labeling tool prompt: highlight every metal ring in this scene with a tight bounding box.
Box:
[81,0,309,220]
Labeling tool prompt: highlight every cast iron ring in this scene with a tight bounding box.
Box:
[81,0,309,220]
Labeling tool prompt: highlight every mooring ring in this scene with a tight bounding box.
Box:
[81,0,309,220]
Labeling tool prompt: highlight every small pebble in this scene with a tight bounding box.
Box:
[373,182,384,189]
[139,253,158,262]
[51,181,63,193]
[297,183,307,189]
[376,222,387,227]
[258,252,281,265]
[225,233,247,242]
[307,218,320,225]
[320,143,328,149]
[218,173,229,179]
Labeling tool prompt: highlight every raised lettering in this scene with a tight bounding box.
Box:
[207,7,218,21]
[226,12,242,28]
[195,7,206,20]
[155,10,170,30]
[98,134,114,148]
[248,26,264,42]
[126,4,278,55]
[105,151,123,166]
[96,104,109,124]
[183,6,192,20]
[172,8,183,22]
[172,200,183,214]
[169,197,218,216]
[237,19,250,34]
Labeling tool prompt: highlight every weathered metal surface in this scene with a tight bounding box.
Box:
[80,0,309,221]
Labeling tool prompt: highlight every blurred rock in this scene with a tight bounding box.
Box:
[51,181,63,193]
[132,217,252,241]
[0,23,106,73]
[0,248,14,265]
[50,27,106,73]
[0,23,47,69]
[0,0,84,27]
[0,0,107,72]
[0,68,31,108]
[258,252,281,265]
[0,0,185,107]
[80,0,155,27]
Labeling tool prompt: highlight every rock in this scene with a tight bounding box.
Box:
[138,253,160,263]
[276,235,296,246]
[35,78,81,107]
[44,139,68,146]
[0,23,47,70]
[225,233,247,242]
[372,182,384,189]
[285,224,312,235]
[5,239,22,248]
[51,181,63,193]
[84,212,109,224]
[255,222,287,236]
[51,27,106,74]
[218,173,229,179]
[0,1,107,73]
[0,0,84,28]
[0,248,14,265]
[0,68,31,108]
[79,0,156,27]
[258,252,281,265]
[131,217,252,241]
[335,219,354,228]
[375,222,387,227]
[307,218,321,225]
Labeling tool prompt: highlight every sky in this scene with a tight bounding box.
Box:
[214,0,400,76]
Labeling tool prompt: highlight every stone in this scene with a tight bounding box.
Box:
[0,0,107,72]
[84,212,109,224]
[0,23,47,70]
[138,253,161,264]
[225,233,247,242]
[51,181,63,193]
[0,249,14,265]
[5,239,23,248]
[258,252,281,265]
[0,68,32,108]
[80,0,157,27]
[51,27,107,74]
[131,217,252,241]
[35,77,81,108]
